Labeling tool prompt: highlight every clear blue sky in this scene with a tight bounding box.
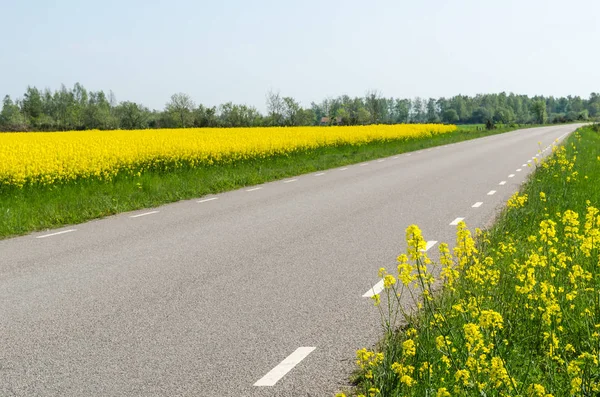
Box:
[2,0,598,111]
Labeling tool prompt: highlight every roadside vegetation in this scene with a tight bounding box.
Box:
[342,125,600,396]
[1,123,528,239]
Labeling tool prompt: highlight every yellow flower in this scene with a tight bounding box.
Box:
[383,274,396,289]
[454,369,470,386]
[371,294,381,306]
[436,387,451,397]
[402,339,416,357]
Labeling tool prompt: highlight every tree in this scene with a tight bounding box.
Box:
[266,90,285,126]
[0,95,28,131]
[442,109,459,124]
[115,101,150,129]
[530,100,547,124]
[166,93,195,128]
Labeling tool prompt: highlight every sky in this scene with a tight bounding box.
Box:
[1,0,599,111]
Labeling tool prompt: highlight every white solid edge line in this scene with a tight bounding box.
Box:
[197,197,218,203]
[130,211,159,218]
[363,279,385,298]
[449,217,464,226]
[499,181,507,185]
[420,240,438,252]
[508,174,515,178]
[283,179,298,183]
[36,229,76,239]
[315,172,326,176]
[487,190,496,195]
[246,187,263,192]
[472,202,483,208]
[254,347,316,387]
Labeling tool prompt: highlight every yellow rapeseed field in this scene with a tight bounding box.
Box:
[0,124,455,188]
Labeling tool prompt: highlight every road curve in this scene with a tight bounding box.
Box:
[0,124,582,396]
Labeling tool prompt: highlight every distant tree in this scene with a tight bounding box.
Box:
[426,98,440,123]
[282,97,302,126]
[530,100,548,124]
[0,95,28,131]
[365,90,384,124]
[116,101,150,129]
[266,90,285,126]
[471,107,493,124]
[357,107,371,125]
[166,93,195,128]
[442,109,459,124]
[193,105,219,127]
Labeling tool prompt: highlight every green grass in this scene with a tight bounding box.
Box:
[350,126,600,396]
[0,124,535,239]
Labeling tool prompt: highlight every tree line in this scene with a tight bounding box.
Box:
[1,83,598,131]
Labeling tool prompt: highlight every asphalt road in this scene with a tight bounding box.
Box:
[0,124,582,396]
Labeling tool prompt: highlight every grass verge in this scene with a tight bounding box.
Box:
[345,126,600,396]
[1,124,535,239]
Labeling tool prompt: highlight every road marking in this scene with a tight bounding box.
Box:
[315,172,326,176]
[406,153,411,156]
[450,217,464,226]
[527,160,532,163]
[254,347,316,386]
[197,197,218,203]
[522,164,527,167]
[508,174,515,178]
[377,159,385,163]
[339,168,348,171]
[363,279,384,298]
[130,211,159,218]
[487,190,496,195]
[421,240,438,252]
[36,229,76,239]
[472,202,483,208]
[359,163,369,166]
[499,181,506,185]
[283,178,298,183]
[516,169,522,172]
[427,148,432,151]
[246,187,263,192]
[393,156,399,159]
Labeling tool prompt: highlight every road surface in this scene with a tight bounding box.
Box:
[0,124,581,396]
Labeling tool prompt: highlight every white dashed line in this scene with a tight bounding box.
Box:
[36,229,76,239]
[363,279,385,298]
[487,190,496,195]
[522,164,527,167]
[315,173,326,176]
[472,202,483,208]
[359,163,370,166]
[508,174,515,178]
[393,156,399,159]
[406,153,412,156]
[377,159,385,163]
[197,197,218,203]
[421,240,438,252]
[283,179,298,183]
[527,160,532,163]
[246,187,263,192]
[130,211,159,218]
[339,168,348,171]
[499,181,507,185]
[449,217,465,226]
[516,169,522,172]
[254,347,316,387]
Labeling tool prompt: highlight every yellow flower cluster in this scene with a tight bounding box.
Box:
[0,124,456,188]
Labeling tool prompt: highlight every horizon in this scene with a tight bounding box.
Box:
[2,0,598,112]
